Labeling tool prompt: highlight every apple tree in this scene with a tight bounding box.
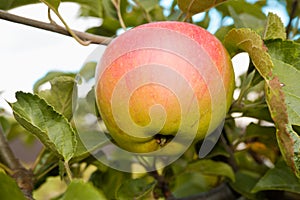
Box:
[0,0,300,199]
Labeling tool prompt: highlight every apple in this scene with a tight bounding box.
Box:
[95,21,235,155]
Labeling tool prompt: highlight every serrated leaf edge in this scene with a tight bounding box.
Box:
[11,92,77,162]
[224,28,300,178]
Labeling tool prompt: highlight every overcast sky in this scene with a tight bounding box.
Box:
[0,1,287,111]
[0,3,102,109]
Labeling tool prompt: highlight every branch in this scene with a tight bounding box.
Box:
[286,0,298,38]
[0,126,21,171]
[0,10,112,45]
[220,134,238,172]
[0,125,34,200]
[148,170,175,200]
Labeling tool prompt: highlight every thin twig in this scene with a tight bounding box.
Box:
[220,134,238,172]
[0,162,14,175]
[40,0,91,46]
[0,126,22,170]
[111,0,127,30]
[0,10,112,45]
[0,125,34,200]
[286,0,298,38]
[47,8,56,25]
[182,0,196,22]
[176,11,185,21]
[64,161,73,182]
[34,162,58,182]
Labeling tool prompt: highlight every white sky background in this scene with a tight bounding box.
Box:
[0,1,288,111]
[0,3,101,110]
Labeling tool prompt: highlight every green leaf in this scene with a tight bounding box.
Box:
[71,86,109,160]
[102,0,117,19]
[217,0,266,20]
[150,5,166,21]
[263,13,286,40]
[149,4,166,21]
[266,77,300,178]
[123,6,147,27]
[168,159,234,198]
[227,6,265,34]
[215,25,234,42]
[224,28,300,178]
[10,92,76,162]
[224,28,272,77]
[33,71,75,94]
[245,123,276,141]
[79,62,97,81]
[266,40,300,71]
[252,159,300,193]
[0,172,27,200]
[58,159,66,180]
[86,17,120,37]
[171,171,218,198]
[240,103,273,122]
[178,0,228,15]
[32,149,60,189]
[72,128,108,161]
[266,40,300,176]
[272,59,300,125]
[0,0,103,15]
[203,140,230,159]
[0,0,39,10]
[245,123,278,162]
[266,40,300,125]
[237,70,256,100]
[38,76,76,121]
[62,179,107,200]
[3,116,36,144]
[231,72,272,122]
[135,0,159,13]
[89,169,131,200]
[116,176,157,200]
[196,12,210,29]
[234,151,269,175]
[229,170,264,200]
[0,116,11,136]
[78,0,103,18]
[188,159,235,182]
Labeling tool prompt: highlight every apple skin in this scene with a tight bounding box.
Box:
[95,21,235,155]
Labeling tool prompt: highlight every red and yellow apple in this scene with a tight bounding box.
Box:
[95,21,235,155]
